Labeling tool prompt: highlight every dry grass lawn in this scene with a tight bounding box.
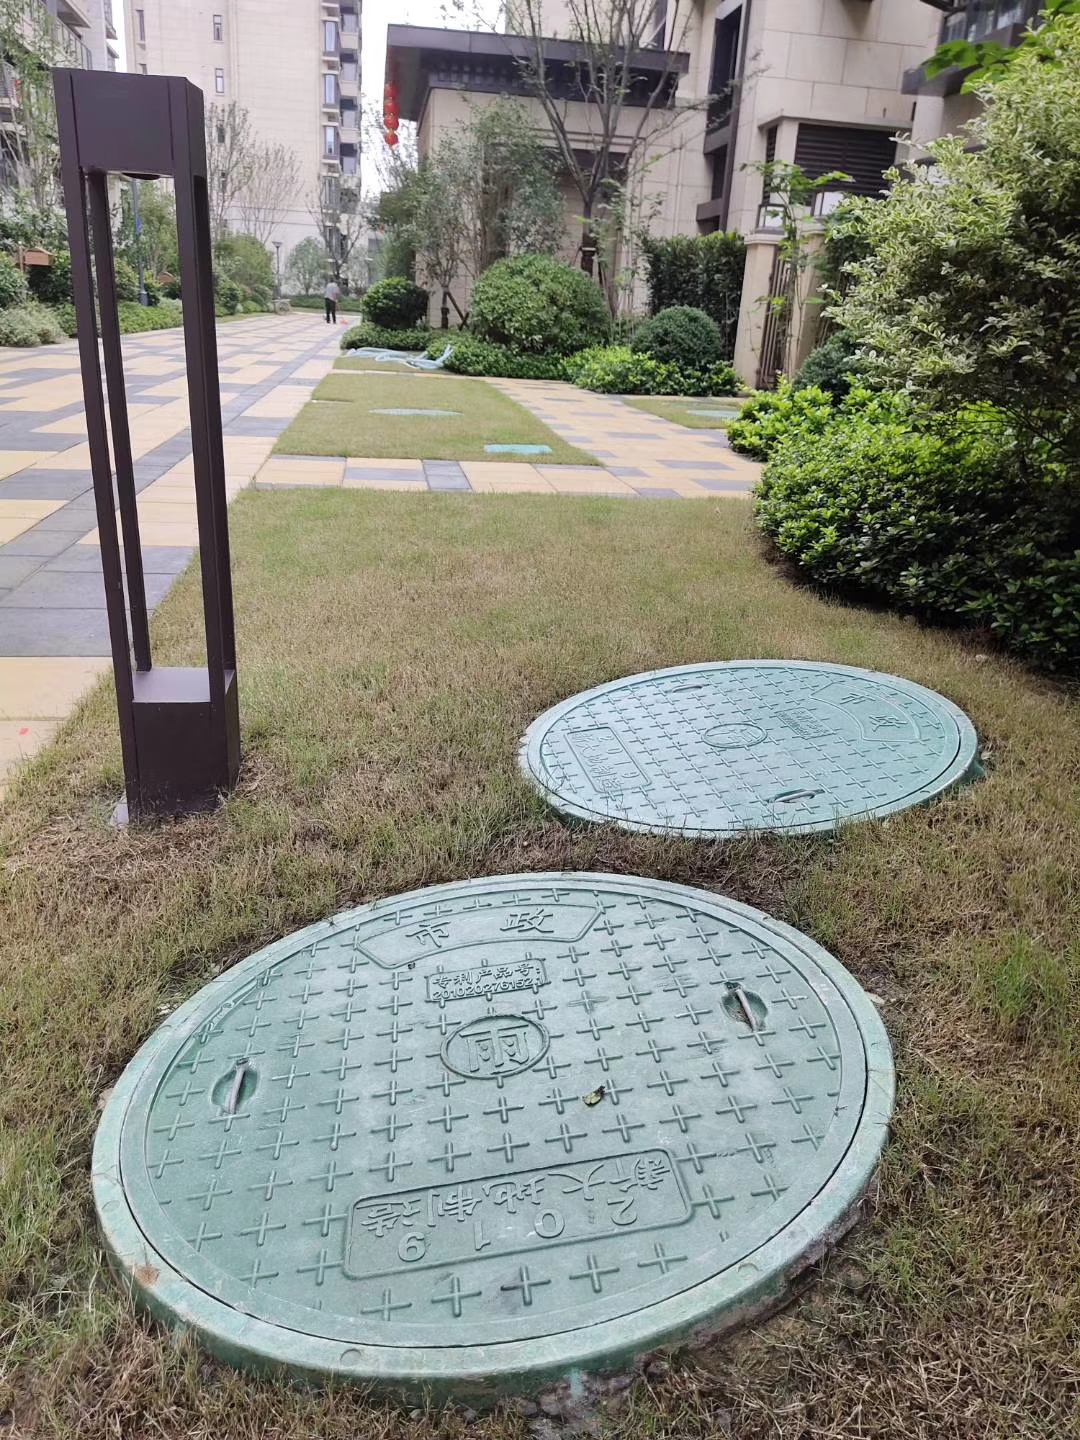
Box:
[1,491,1079,1438]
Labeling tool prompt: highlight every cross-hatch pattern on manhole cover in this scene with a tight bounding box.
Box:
[519,661,981,837]
[95,873,893,1391]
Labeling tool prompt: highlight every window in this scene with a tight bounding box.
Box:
[136,7,145,41]
[341,151,357,176]
[139,61,147,73]
[216,121,226,144]
[340,57,358,83]
[323,19,337,52]
[323,125,337,156]
[793,123,897,198]
[212,13,222,41]
[323,72,337,104]
[215,67,225,93]
[710,147,727,201]
[706,7,741,132]
[341,6,358,31]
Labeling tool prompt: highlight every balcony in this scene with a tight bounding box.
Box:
[55,0,92,30]
[905,0,1041,95]
[339,53,359,93]
[339,104,359,142]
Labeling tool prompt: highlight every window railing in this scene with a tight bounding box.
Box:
[940,0,1040,44]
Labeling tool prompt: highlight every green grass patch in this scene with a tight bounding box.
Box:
[275,371,597,463]
[622,394,746,428]
[2,494,1080,1436]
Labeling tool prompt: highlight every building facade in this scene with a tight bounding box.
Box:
[903,0,1043,143]
[389,0,942,383]
[123,0,361,255]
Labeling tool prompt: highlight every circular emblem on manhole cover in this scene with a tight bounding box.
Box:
[93,874,893,1397]
[519,661,980,837]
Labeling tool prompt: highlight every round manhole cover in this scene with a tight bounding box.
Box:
[94,873,893,1397]
[520,661,979,836]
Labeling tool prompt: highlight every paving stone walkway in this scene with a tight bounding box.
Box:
[0,316,760,795]
[0,312,341,794]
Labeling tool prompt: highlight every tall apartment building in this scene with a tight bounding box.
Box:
[123,0,361,255]
[389,0,941,382]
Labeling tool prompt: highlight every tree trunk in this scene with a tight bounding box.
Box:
[580,199,596,277]
[440,290,450,329]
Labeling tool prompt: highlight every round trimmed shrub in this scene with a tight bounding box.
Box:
[469,255,610,355]
[0,254,29,310]
[793,330,862,399]
[361,276,429,329]
[113,258,139,302]
[631,305,723,369]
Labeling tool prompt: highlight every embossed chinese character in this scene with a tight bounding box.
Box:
[482,1176,546,1213]
[408,922,450,949]
[355,1197,421,1237]
[501,909,555,935]
[428,1185,480,1224]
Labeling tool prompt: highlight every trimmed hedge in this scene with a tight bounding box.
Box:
[426,336,567,380]
[631,306,723,369]
[289,293,364,313]
[641,232,745,358]
[756,399,1080,670]
[341,322,442,352]
[727,382,834,460]
[469,255,610,356]
[361,277,429,329]
[115,299,184,333]
[565,345,739,397]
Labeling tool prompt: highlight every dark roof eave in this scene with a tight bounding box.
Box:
[386,23,690,75]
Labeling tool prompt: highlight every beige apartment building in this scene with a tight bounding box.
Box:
[389,1,945,382]
[123,0,361,256]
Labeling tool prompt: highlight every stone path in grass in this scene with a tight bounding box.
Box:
[0,312,341,795]
[259,377,761,498]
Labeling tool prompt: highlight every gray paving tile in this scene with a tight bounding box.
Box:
[661,459,738,473]
[0,555,43,587]
[1,569,176,609]
[0,471,93,500]
[21,504,98,534]
[0,428,75,449]
[633,486,683,499]
[607,466,649,478]
[694,476,752,493]
[0,607,111,655]
[0,527,80,558]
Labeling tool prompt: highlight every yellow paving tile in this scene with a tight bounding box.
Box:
[258,457,345,484]
[0,719,61,773]
[257,472,342,488]
[0,450,55,478]
[0,498,63,521]
[345,457,425,474]
[292,360,333,380]
[32,442,92,470]
[222,364,279,384]
[139,378,190,398]
[80,519,200,547]
[0,657,111,718]
[342,477,431,491]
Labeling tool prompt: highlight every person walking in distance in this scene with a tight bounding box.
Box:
[324,278,340,325]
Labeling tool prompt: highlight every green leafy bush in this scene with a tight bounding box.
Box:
[27,251,72,306]
[341,322,441,352]
[361,276,429,329]
[214,273,242,316]
[469,255,610,355]
[142,275,162,307]
[116,299,183,333]
[631,306,723,369]
[427,336,566,380]
[641,232,745,357]
[0,302,65,346]
[564,345,738,397]
[54,303,78,338]
[756,404,1080,670]
[792,331,862,399]
[727,381,835,459]
[0,254,29,310]
[113,258,139,303]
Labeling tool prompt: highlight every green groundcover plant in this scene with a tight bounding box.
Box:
[341,323,442,353]
[728,381,834,459]
[565,345,738,397]
[426,336,566,380]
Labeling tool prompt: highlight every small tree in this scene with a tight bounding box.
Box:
[409,150,468,327]
[205,102,255,239]
[0,0,68,214]
[113,181,178,279]
[836,12,1080,467]
[236,142,301,246]
[286,237,328,295]
[746,159,850,383]
[309,177,366,288]
[503,0,706,277]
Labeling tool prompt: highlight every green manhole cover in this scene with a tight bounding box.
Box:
[94,873,892,1398]
[520,661,980,837]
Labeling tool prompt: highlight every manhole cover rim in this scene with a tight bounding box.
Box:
[518,660,980,836]
[93,873,893,1390]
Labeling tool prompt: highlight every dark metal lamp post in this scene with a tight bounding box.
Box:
[55,70,240,821]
